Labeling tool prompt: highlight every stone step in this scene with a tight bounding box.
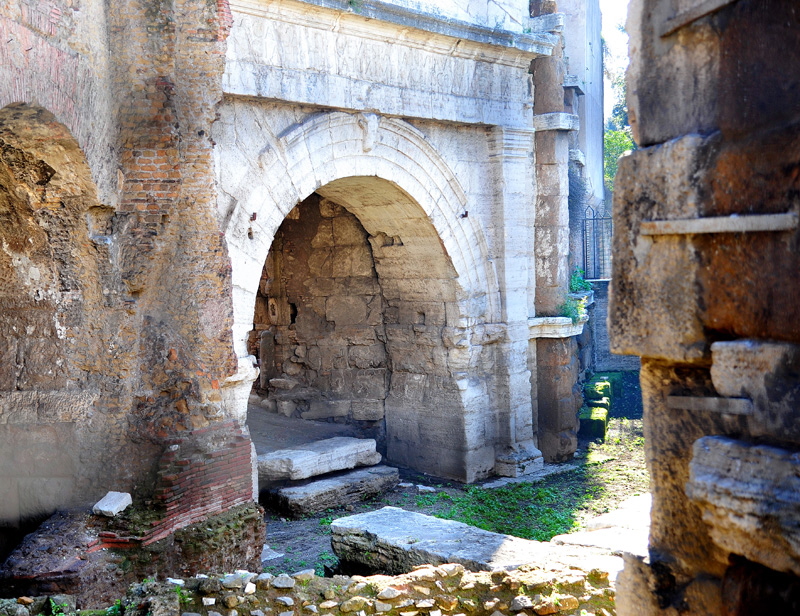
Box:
[265,466,400,517]
[331,506,624,576]
[257,437,381,483]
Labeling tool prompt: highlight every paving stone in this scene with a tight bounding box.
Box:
[268,466,399,517]
[261,546,284,562]
[258,437,380,482]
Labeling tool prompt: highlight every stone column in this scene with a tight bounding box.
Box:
[488,126,543,477]
[531,26,582,462]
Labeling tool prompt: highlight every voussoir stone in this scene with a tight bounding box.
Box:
[258,437,380,482]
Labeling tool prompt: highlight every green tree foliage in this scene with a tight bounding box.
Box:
[604,127,635,193]
[604,69,636,193]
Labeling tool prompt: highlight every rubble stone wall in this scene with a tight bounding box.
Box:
[613,1,800,614]
[0,0,257,566]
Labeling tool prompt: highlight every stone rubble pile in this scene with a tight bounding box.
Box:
[0,561,616,616]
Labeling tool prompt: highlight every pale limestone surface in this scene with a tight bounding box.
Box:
[257,437,380,482]
[552,493,651,557]
[331,506,623,576]
[215,0,590,482]
[91,491,132,517]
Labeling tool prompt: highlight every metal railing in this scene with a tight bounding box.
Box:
[582,205,613,280]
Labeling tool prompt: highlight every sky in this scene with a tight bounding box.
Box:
[599,0,631,119]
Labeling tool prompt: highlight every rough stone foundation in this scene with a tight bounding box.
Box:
[0,503,265,608]
[1,562,618,614]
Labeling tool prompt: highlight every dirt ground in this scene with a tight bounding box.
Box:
[261,371,648,576]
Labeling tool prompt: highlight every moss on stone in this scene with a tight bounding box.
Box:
[578,406,609,441]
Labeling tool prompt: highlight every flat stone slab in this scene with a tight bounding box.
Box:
[267,466,399,517]
[585,493,651,531]
[551,493,650,557]
[551,525,649,557]
[257,437,380,482]
[331,507,623,576]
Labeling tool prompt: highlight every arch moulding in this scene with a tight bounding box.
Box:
[219,111,501,419]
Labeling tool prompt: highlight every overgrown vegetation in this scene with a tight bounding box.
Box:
[414,480,597,541]
[569,268,593,293]
[558,296,587,323]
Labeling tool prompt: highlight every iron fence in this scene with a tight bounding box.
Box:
[582,205,613,280]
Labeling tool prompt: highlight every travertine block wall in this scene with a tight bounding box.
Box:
[613,1,800,613]
[249,194,389,429]
[215,0,592,479]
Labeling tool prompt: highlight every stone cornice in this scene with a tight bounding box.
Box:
[528,316,587,339]
[229,0,558,67]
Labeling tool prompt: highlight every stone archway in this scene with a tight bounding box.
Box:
[0,103,116,556]
[217,110,504,482]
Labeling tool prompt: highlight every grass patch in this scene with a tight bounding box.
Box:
[412,370,648,540]
[414,474,605,541]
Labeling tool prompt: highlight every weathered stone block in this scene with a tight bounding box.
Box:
[348,344,387,369]
[267,466,399,517]
[710,340,800,442]
[332,244,375,278]
[331,507,621,575]
[351,400,385,421]
[578,406,608,442]
[301,400,350,420]
[610,136,715,362]
[92,491,133,517]
[537,364,579,400]
[257,437,379,482]
[686,435,800,576]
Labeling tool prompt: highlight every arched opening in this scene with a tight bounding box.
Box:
[246,177,486,480]
[216,110,513,483]
[0,104,111,559]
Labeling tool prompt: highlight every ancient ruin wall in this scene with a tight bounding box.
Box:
[0,0,260,565]
[612,1,800,614]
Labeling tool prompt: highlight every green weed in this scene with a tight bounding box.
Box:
[569,268,593,292]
